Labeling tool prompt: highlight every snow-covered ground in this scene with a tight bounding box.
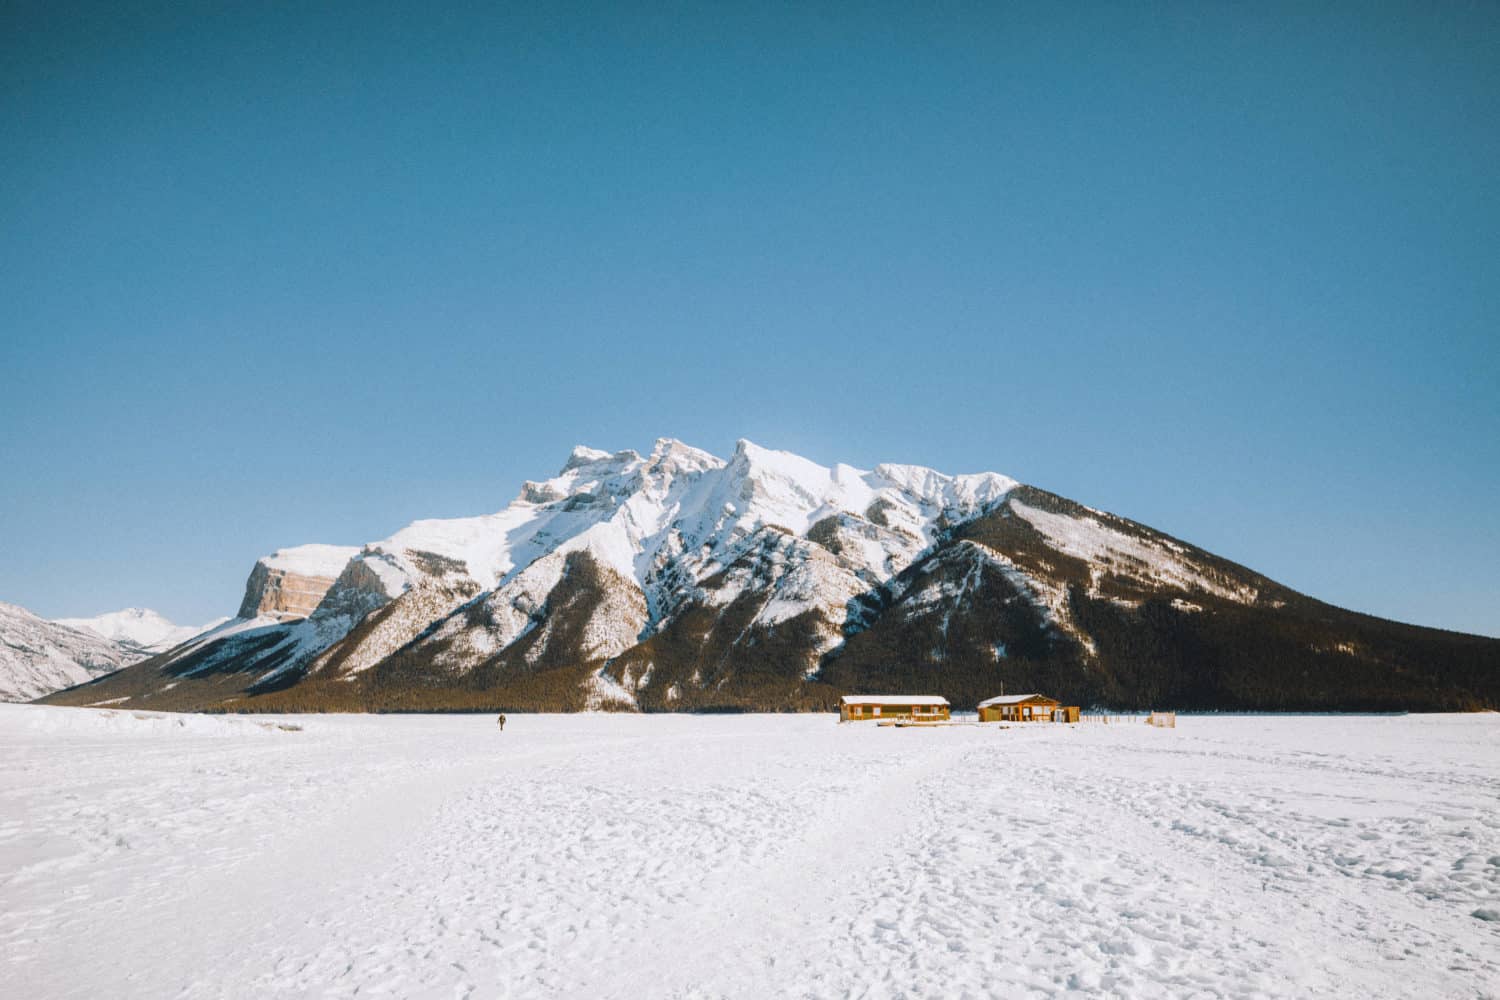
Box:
[2,708,1496,999]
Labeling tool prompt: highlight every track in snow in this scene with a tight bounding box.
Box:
[1,708,1497,999]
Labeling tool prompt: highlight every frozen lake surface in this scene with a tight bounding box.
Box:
[2,707,1497,998]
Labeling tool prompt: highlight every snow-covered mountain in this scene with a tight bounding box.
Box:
[39,439,1500,713]
[52,608,228,654]
[0,602,141,702]
[1,604,225,701]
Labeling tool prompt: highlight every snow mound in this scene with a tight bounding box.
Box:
[0,703,303,738]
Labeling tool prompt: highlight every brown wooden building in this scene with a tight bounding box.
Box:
[977,693,1079,723]
[840,695,950,723]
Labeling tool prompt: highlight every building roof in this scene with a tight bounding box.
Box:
[840,695,949,706]
[976,693,1058,707]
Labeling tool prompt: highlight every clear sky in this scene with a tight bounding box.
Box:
[2,2,1496,636]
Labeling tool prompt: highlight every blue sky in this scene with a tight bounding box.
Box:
[2,2,1496,636]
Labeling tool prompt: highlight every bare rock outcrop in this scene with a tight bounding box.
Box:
[236,544,359,621]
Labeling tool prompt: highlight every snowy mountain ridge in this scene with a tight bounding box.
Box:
[0,604,229,702]
[36,439,1500,713]
[1,602,141,702]
[51,607,228,654]
[325,437,1014,617]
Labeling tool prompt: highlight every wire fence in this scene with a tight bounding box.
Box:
[1080,711,1177,728]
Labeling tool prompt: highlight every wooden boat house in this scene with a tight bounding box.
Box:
[840,695,950,723]
[977,693,1079,723]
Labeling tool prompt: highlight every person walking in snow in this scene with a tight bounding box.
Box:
[497,713,506,731]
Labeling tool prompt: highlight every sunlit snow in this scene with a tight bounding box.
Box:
[2,708,1495,998]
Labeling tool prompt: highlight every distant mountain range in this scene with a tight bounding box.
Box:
[52,607,229,655]
[28,439,1499,713]
[0,603,221,702]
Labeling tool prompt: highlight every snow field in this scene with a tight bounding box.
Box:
[1,708,1496,999]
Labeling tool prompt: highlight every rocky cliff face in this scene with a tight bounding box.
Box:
[40,439,1500,714]
[236,545,360,621]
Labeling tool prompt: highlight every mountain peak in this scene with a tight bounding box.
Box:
[648,438,723,473]
[561,445,616,473]
[730,438,825,477]
[731,437,766,461]
[49,606,226,656]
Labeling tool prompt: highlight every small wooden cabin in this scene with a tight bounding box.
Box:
[977,693,1079,723]
[840,695,950,723]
